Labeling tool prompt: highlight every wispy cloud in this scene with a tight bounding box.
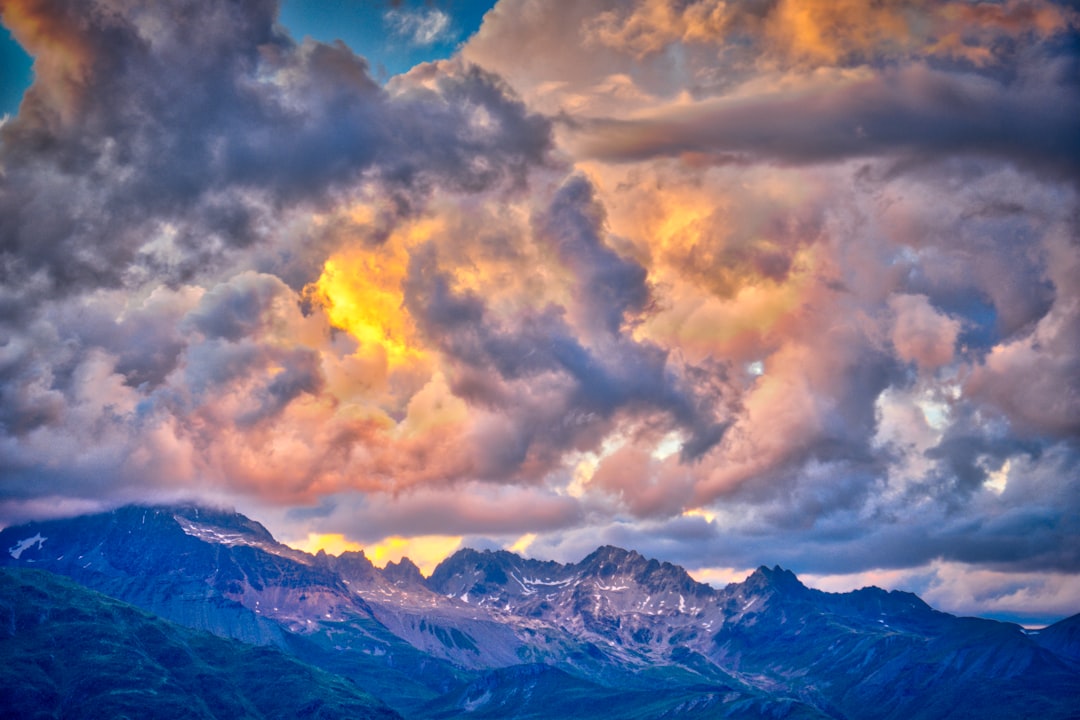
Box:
[385,7,452,46]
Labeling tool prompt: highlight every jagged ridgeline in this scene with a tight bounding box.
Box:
[3,505,1079,720]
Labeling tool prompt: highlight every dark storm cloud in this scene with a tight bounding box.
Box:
[402,175,728,477]
[403,243,720,477]
[575,60,1080,179]
[525,438,1080,579]
[187,272,290,342]
[0,323,67,436]
[0,0,551,305]
[533,175,650,335]
[285,485,584,541]
[235,346,324,427]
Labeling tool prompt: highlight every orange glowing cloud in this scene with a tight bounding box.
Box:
[290,532,364,556]
[586,163,825,364]
[931,0,1076,65]
[306,213,437,372]
[761,0,915,65]
[581,0,1076,67]
[0,0,95,122]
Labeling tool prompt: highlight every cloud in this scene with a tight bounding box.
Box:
[400,175,730,474]
[464,0,1079,115]
[533,175,651,336]
[889,293,961,370]
[581,0,1076,66]
[1,0,1078,622]
[277,484,584,541]
[385,7,452,46]
[0,0,551,307]
[569,63,1080,179]
[963,224,1080,437]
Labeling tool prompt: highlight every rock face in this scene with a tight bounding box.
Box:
[3,504,1079,720]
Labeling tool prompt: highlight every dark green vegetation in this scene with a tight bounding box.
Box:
[417,663,832,720]
[0,567,401,720]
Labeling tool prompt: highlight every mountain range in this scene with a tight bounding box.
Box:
[2,504,1078,719]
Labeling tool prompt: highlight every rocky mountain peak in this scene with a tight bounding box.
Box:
[743,565,808,596]
[383,557,425,587]
[579,544,638,568]
[326,550,381,585]
[435,547,509,569]
[426,548,521,597]
[576,545,648,580]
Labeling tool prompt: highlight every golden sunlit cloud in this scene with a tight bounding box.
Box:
[287,532,463,576]
[364,534,463,576]
[682,507,717,523]
[305,211,446,372]
[562,452,598,499]
[507,532,537,555]
[309,256,423,369]
[289,532,364,556]
[579,0,1075,68]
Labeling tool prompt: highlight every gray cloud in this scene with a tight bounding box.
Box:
[522,439,1080,581]
[0,0,551,307]
[0,0,1077,624]
[402,175,729,479]
[573,61,1080,180]
[533,175,651,335]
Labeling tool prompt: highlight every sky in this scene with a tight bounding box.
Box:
[0,0,1077,626]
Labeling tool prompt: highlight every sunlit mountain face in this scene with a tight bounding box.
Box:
[0,0,1078,628]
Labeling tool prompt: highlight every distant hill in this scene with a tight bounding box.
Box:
[0,566,401,720]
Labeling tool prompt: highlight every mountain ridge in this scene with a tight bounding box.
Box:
[3,502,1078,720]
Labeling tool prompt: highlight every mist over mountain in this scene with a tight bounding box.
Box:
[3,504,1078,719]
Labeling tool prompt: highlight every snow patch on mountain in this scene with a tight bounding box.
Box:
[174,516,251,546]
[172,514,310,564]
[8,533,45,560]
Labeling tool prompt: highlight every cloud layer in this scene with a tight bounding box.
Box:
[1,0,1077,622]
